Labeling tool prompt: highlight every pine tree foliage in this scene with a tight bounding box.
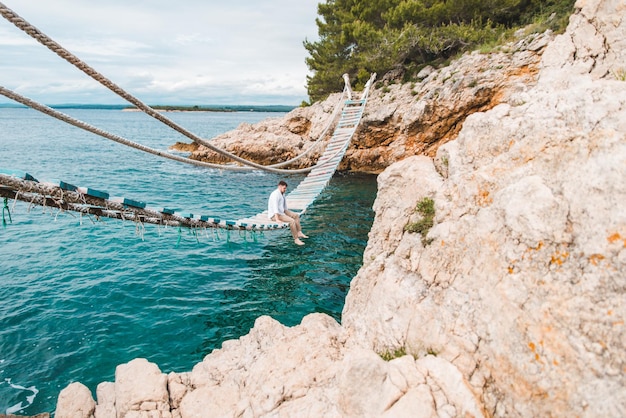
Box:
[304,0,576,102]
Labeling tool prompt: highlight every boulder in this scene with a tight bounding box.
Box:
[55,382,95,418]
[114,358,170,418]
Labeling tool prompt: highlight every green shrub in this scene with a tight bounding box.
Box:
[379,347,407,361]
[405,197,435,245]
[304,0,576,102]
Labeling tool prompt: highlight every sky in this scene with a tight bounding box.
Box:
[0,0,321,105]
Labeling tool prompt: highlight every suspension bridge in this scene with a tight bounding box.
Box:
[0,2,375,231]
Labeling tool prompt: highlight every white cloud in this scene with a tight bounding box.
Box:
[67,38,153,60]
[0,0,320,105]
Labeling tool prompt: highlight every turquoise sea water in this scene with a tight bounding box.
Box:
[0,108,377,415]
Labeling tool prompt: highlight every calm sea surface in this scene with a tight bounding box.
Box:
[0,108,377,415]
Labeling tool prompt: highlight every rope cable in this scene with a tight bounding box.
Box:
[0,85,316,173]
[0,2,341,174]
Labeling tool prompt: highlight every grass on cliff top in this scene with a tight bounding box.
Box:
[476,1,575,55]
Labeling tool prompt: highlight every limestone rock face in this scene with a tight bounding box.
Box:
[64,315,484,418]
[541,0,626,79]
[342,0,626,415]
[178,314,345,417]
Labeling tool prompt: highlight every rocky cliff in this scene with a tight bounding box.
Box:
[176,29,552,174]
[56,0,625,416]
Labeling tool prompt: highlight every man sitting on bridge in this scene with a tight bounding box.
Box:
[268,180,309,245]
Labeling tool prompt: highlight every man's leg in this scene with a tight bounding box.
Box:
[275,213,298,240]
[285,210,308,238]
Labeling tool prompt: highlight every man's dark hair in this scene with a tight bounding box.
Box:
[278,180,288,187]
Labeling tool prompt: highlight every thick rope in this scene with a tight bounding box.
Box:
[0,85,317,173]
[0,2,335,174]
[0,174,271,230]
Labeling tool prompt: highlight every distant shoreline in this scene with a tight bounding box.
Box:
[0,103,297,112]
[124,104,296,112]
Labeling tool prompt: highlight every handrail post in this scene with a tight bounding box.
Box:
[361,73,377,99]
[342,73,353,100]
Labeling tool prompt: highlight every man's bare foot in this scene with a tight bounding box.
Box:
[298,233,309,239]
[294,238,305,246]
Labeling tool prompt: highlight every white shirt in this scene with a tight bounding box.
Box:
[268,188,287,219]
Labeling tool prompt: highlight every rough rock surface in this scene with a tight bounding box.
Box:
[55,382,95,418]
[56,0,625,417]
[343,0,626,415]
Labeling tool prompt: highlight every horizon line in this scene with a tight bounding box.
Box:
[0,103,298,110]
